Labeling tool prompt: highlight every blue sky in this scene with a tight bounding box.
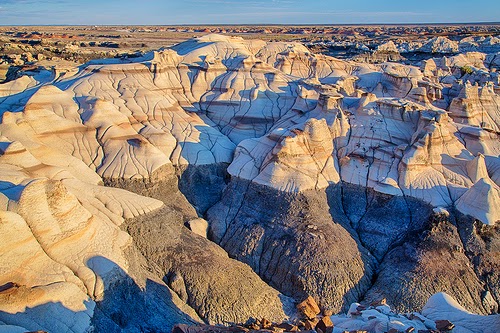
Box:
[0,0,499,25]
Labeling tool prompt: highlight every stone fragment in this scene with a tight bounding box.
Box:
[434,320,454,331]
[261,318,272,329]
[186,218,209,238]
[296,296,320,319]
[303,318,320,330]
[322,309,334,317]
[315,316,334,333]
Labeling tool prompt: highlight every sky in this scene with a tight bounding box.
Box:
[0,0,499,26]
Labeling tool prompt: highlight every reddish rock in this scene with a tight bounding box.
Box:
[303,318,319,330]
[296,296,321,319]
[315,316,334,333]
[261,318,272,329]
[248,324,260,330]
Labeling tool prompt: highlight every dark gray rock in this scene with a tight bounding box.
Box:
[364,215,493,315]
[91,248,201,333]
[177,163,230,215]
[207,179,376,312]
[455,212,500,314]
[330,183,433,261]
[107,169,291,325]
[126,206,291,325]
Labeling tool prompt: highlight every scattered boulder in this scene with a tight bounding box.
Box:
[186,218,209,238]
[434,319,454,331]
[296,296,321,320]
[315,316,334,333]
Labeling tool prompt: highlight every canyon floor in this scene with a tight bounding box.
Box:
[0,25,499,333]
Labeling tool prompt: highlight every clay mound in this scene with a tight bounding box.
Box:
[456,177,500,225]
[228,118,340,192]
[377,41,399,53]
[419,36,459,54]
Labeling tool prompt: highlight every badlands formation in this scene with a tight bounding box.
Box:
[0,33,499,332]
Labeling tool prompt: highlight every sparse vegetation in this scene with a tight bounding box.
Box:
[461,65,474,76]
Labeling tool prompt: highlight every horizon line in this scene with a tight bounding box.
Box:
[1,21,500,28]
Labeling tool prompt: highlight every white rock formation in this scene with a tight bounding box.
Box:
[329,292,500,333]
[228,117,340,192]
[376,41,399,53]
[0,133,169,331]
[419,36,459,54]
[455,177,500,225]
[0,35,497,222]
[422,293,500,333]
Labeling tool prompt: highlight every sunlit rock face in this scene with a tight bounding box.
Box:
[0,34,498,332]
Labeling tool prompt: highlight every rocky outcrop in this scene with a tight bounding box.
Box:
[105,167,292,325]
[228,118,340,192]
[207,179,376,313]
[423,293,500,333]
[449,82,500,133]
[460,36,500,54]
[174,292,500,333]
[455,213,500,314]
[0,141,198,332]
[364,215,493,315]
[377,41,398,53]
[455,178,500,225]
[127,206,291,325]
[419,37,459,54]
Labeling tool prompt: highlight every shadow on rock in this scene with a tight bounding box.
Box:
[0,255,198,333]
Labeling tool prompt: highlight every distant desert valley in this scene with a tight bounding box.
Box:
[0,24,499,333]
